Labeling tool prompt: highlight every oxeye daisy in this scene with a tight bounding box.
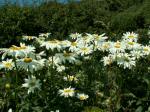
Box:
[130,50,143,59]
[77,45,93,56]
[122,32,138,42]
[142,45,150,56]
[4,45,25,58]
[0,59,14,70]
[93,33,108,45]
[61,40,71,49]
[48,56,61,66]
[2,43,35,59]
[109,41,126,54]
[77,93,89,101]
[55,51,77,64]
[22,76,41,94]
[123,40,141,50]
[41,39,61,51]
[69,41,79,52]
[39,33,51,38]
[98,41,111,52]
[22,36,37,41]
[70,33,82,39]
[16,57,45,72]
[116,53,136,69]
[79,34,93,44]
[59,87,75,97]
[56,65,65,72]
[63,75,78,82]
[102,55,114,66]
[19,43,35,54]
[8,108,12,112]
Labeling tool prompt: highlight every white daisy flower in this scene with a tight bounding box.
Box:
[102,55,114,66]
[63,75,78,82]
[69,41,80,52]
[93,33,108,45]
[70,33,82,39]
[51,110,59,112]
[2,43,35,59]
[148,30,150,36]
[116,53,136,69]
[77,93,89,101]
[56,65,65,72]
[98,41,111,52]
[16,57,45,72]
[109,41,126,54]
[123,40,141,50]
[19,43,35,55]
[22,75,41,94]
[0,59,14,70]
[130,50,143,59]
[59,87,75,97]
[77,45,93,56]
[55,51,77,64]
[61,40,71,49]
[48,56,61,66]
[39,33,51,38]
[22,36,37,41]
[35,36,46,44]
[122,32,138,42]
[2,45,24,58]
[8,108,12,112]
[79,34,93,44]
[142,45,150,56]
[41,40,61,51]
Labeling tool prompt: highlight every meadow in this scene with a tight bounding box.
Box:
[0,0,150,112]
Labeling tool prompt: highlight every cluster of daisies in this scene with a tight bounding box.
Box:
[0,32,150,101]
[102,32,150,69]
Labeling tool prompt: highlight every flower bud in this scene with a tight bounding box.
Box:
[5,83,10,89]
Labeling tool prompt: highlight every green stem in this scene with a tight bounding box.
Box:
[13,57,19,110]
[28,93,32,111]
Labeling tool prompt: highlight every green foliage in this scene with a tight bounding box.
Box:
[0,1,150,110]
[0,32,150,111]
[0,0,150,47]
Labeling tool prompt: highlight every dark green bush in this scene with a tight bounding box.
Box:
[0,0,149,46]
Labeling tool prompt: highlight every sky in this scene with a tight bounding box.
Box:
[0,0,80,5]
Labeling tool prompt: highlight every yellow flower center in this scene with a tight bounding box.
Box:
[49,40,59,44]
[128,35,134,39]
[28,36,32,40]
[128,42,134,45]
[81,47,88,52]
[69,76,74,81]
[71,42,77,46]
[9,45,20,50]
[144,47,149,51]
[64,89,74,93]
[24,58,32,63]
[68,76,77,81]
[79,96,86,100]
[103,43,109,49]
[4,62,12,68]
[20,46,27,50]
[114,42,121,48]
[94,34,100,41]
[107,59,112,65]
